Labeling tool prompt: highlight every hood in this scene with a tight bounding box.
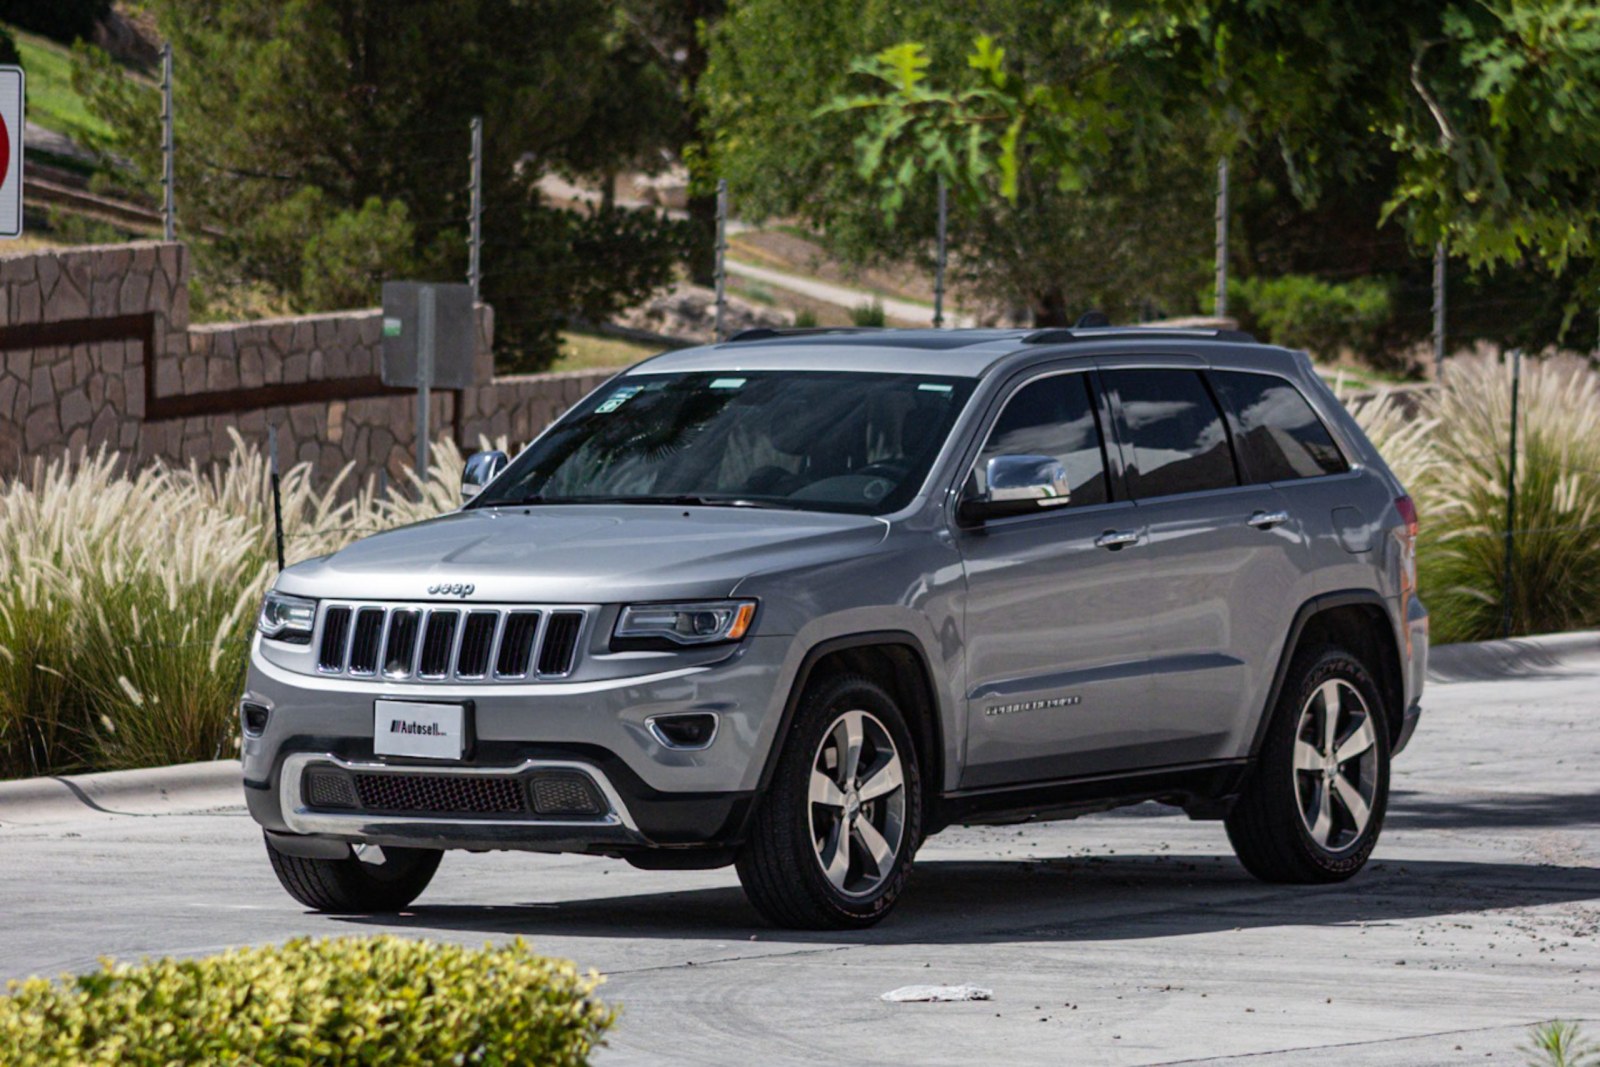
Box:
[275,504,888,603]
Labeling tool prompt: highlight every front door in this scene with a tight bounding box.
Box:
[956,369,1153,788]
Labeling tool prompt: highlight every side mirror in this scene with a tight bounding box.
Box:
[959,454,1071,523]
[461,450,509,502]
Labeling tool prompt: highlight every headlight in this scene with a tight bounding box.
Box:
[613,600,756,649]
[258,591,317,644]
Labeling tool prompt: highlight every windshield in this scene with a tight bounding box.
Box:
[469,370,976,515]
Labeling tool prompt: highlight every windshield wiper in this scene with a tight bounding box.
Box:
[483,493,800,510]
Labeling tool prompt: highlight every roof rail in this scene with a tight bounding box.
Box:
[722,326,886,344]
[1022,326,1257,345]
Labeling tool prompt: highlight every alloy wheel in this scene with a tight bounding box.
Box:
[1292,678,1379,852]
[807,708,907,898]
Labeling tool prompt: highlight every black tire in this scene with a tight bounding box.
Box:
[1226,645,1391,883]
[265,834,442,912]
[736,674,923,929]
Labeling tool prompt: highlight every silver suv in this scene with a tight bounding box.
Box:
[242,326,1427,929]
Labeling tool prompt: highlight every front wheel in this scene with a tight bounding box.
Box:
[265,834,441,912]
[1226,646,1391,883]
[736,674,922,929]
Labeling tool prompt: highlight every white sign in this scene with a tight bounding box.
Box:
[0,67,20,239]
[373,700,466,761]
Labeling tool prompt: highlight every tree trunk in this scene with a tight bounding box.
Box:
[1031,289,1072,327]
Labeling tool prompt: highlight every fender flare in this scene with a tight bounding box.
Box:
[750,630,945,801]
[1247,588,1399,758]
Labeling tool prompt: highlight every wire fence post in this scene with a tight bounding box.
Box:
[713,179,728,342]
[1500,347,1522,639]
[467,115,483,300]
[1432,241,1447,381]
[160,42,175,242]
[1214,156,1229,319]
[416,285,435,485]
[268,424,285,572]
[933,176,948,329]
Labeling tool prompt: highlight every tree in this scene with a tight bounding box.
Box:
[703,1,1216,326]
[73,0,688,370]
[835,1,1600,340]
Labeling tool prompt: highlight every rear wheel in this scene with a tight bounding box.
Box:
[265,834,441,912]
[736,674,922,929]
[1226,646,1390,883]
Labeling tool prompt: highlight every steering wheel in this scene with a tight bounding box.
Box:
[855,459,911,481]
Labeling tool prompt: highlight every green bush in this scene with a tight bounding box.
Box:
[0,435,476,779]
[1346,354,1600,643]
[850,298,887,327]
[0,936,613,1066]
[1229,274,1393,366]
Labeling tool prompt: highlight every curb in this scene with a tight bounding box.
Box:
[0,759,242,827]
[1428,629,1600,684]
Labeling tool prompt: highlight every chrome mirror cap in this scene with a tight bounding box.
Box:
[985,454,1071,505]
[461,450,509,502]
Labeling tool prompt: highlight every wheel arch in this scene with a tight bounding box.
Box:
[752,631,945,828]
[1250,590,1406,757]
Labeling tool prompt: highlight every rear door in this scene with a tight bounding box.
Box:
[1099,365,1303,765]
[956,368,1154,787]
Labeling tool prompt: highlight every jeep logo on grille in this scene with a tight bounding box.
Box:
[427,583,476,598]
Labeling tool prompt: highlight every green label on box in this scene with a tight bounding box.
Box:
[382,317,403,338]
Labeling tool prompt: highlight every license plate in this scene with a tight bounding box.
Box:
[373,700,466,760]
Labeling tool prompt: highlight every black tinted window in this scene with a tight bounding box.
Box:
[974,373,1108,507]
[1104,369,1237,499]
[1211,371,1348,481]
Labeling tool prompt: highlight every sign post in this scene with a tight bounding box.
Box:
[0,66,24,240]
[380,281,477,486]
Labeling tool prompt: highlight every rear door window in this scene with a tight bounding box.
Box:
[1103,369,1238,499]
[1211,371,1349,481]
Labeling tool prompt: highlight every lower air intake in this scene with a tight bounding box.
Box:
[352,773,527,815]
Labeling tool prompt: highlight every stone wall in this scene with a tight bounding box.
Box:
[0,241,619,484]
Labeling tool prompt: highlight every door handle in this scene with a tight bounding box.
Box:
[1094,529,1139,550]
[1247,510,1290,529]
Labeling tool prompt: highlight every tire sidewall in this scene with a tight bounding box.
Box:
[1272,649,1392,876]
[779,675,923,924]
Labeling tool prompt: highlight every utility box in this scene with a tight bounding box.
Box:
[0,66,24,240]
[380,282,477,389]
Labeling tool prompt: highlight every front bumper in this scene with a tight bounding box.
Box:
[241,632,793,852]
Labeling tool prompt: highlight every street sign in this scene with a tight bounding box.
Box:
[0,67,24,240]
[380,281,476,389]
[380,281,476,483]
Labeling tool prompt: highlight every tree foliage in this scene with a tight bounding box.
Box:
[704,1,1214,325]
[833,1,1600,336]
[72,0,689,369]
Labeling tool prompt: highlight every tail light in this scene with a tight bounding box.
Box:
[1395,495,1419,542]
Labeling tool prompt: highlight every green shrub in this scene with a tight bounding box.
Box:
[850,298,887,327]
[793,308,819,328]
[0,435,481,778]
[1345,354,1600,643]
[1230,274,1393,366]
[0,936,613,1066]
[1523,1021,1598,1067]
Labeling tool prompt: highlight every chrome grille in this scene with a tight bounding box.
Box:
[313,602,589,681]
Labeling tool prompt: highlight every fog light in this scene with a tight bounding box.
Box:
[647,712,719,750]
[241,701,270,737]
[303,767,358,809]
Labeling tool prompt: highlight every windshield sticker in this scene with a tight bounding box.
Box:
[594,385,643,413]
[709,377,747,390]
[918,382,954,394]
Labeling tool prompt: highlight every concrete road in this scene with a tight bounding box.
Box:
[2,650,1597,1065]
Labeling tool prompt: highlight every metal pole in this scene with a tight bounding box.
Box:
[468,116,483,300]
[1214,156,1228,319]
[1500,348,1521,639]
[713,179,728,342]
[1432,241,1446,381]
[933,176,948,329]
[416,285,435,484]
[268,424,285,572]
[160,43,175,242]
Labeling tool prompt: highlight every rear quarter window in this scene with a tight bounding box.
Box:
[1211,370,1349,481]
